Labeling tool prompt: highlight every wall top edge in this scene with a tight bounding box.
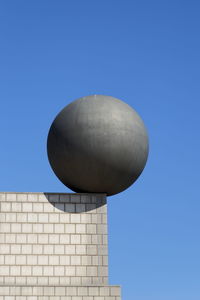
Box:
[0,285,120,287]
[0,192,107,196]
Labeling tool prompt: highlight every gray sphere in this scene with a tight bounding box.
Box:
[47,95,149,196]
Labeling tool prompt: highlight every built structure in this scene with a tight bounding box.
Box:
[0,95,149,298]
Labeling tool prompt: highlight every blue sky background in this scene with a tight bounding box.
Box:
[0,1,200,299]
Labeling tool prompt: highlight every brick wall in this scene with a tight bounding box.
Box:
[0,192,121,299]
[0,285,121,299]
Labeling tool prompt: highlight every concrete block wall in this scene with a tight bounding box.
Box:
[0,192,121,299]
[0,285,121,299]
[0,192,109,286]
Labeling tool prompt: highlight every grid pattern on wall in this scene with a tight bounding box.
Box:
[0,192,109,286]
[0,285,121,299]
[0,192,121,299]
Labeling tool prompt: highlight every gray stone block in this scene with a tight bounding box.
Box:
[0,192,121,299]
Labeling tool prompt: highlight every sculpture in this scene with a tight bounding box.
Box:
[47,95,149,196]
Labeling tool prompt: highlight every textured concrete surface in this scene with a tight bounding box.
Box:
[0,285,121,299]
[47,94,149,196]
[0,192,121,299]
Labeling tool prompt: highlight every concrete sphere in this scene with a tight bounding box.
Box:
[47,95,149,196]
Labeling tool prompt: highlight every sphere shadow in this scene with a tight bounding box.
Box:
[44,193,107,213]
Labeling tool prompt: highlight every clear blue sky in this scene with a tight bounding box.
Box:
[0,1,200,299]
